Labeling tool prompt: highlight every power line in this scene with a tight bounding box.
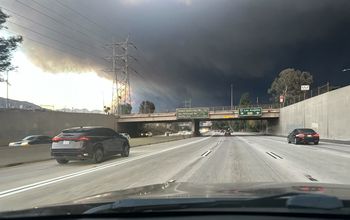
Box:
[7,20,107,63]
[55,0,123,39]
[134,47,163,81]
[30,0,109,44]
[14,0,107,46]
[1,7,104,53]
[5,29,91,60]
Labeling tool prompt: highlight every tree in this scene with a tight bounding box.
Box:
[268,68,313,105]
[103,106,111,115]
[212,121,229,130]
[228,121,240,132]
[0,9,22,74]
[139,100,155,114]
[239,92,251,106]
[120,103,132,114]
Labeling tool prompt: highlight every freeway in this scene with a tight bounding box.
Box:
[0,133,349,211]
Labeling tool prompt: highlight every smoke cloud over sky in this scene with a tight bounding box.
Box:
[1,0,350,110]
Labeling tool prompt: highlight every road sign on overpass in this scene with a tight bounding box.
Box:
[239,107,262,117]
[117,106,279,123]
[176,108,209,119]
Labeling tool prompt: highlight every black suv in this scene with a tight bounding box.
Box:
[51,126,130,164]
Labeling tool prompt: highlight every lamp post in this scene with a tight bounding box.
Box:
[230,84,233,110]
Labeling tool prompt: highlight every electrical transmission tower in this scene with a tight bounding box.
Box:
[105,36,137,114]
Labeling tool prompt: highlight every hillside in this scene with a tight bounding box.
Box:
[0,97,42,110]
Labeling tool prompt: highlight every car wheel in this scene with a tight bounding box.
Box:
[56,158,69,164]
[314,141,319,145]
[287,138,291,143]
[92,147,104,163]
[121,143,130,157]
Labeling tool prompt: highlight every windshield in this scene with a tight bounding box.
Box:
[298,129,316,134]
[0,0,350,215]
[22,136,37,141]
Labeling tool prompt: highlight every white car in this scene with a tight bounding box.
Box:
[141,132,153,137]
[9,135,52,147]
[120,133,131,141]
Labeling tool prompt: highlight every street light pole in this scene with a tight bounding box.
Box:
[230,84,233,110]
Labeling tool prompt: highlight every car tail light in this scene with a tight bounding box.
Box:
[313,133,319,137]
[78,136,90,141]
[296,133,305,138]
[52,136,63,142]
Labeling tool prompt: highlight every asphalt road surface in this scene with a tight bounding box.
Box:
[0,133,349,211]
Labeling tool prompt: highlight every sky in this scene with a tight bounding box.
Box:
[0,0,350,111]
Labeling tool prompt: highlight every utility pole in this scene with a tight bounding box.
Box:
[230,84,233,110]
[6,70,9,109]
[184,98,192,108]
[104,35,136,115]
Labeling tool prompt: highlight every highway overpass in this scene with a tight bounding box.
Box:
[117,106,280,136]
[117,108,280,123]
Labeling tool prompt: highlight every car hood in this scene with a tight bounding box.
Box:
[71,182,350,204]
[9,141,27,146]
[2,182,350,216]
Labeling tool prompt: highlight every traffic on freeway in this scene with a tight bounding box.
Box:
[1,0,350,219]
[1,132,350,213]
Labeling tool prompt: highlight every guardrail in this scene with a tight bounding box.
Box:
[207,104,280,112]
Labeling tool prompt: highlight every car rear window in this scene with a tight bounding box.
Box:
[298,129,316,133]
[62,128,92,133]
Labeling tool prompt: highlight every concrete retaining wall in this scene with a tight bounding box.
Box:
[0,110,116,146]
[269,85,350,141]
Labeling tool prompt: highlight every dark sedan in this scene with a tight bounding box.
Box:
[287,128,319,145]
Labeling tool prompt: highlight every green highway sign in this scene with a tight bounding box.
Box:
[238,107,262,117]
[176,108,209,119]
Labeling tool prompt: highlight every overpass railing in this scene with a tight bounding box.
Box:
[283,82,341,107]
[119,104,280,116]
[207,104,280,112]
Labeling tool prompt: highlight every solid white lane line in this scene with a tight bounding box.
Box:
[0,137,211,198]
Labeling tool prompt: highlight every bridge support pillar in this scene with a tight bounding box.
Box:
[192,120,200,137]
[117,122,143,137]
[266,118,279,134]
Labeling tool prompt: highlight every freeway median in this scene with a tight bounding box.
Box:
[0,134,192,168]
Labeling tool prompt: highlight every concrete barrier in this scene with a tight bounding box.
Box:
[268,85,350,141]
[0,135,192,168]
[0,144,51,167]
